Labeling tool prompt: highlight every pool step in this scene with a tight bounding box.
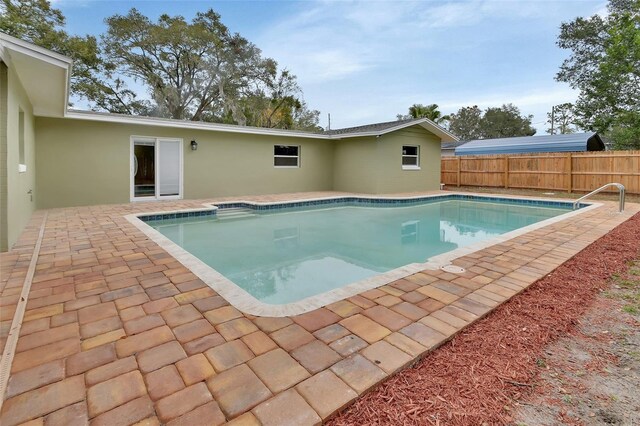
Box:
[216,208,257,220]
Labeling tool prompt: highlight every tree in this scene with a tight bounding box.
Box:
[480,104,536,138]
[0,0,63,43]
[0,0,147,113]
[0,1,320,130]
[239,69,320,131]
[448,104,536,140]
[397,103,450,124]
[101,8,320,129]
[448,106,483,141]
[556,0,640,148]
[609,111,640,149]
[546,103,579,134]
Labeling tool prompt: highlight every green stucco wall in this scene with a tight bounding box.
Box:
[34,119,443,210]
[35,118,335,209]
[1,60,37,250]
[333,126,441,194]
[374,127,442,193]
[332,135,379,193]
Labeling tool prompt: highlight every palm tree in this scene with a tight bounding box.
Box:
[401,103,450,124]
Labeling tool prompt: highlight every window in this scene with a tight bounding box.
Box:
[274,145,300,167]
[131,137,183,201]
[18,109,25,172]
[402,145,419,169]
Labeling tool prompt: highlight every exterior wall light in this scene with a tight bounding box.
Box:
[190,140,198,151]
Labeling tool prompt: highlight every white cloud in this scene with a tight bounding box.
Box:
[252,0,597,132]
[256,1,431,84]
[419,0,561,29]
[422,2,483,28]
[303,50,370,80]
[257,0,567,85]
[438,86,578,112]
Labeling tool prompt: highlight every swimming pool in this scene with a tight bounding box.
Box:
[131,194,588,315]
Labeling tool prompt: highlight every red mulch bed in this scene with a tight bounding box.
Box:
[328,212,640,426]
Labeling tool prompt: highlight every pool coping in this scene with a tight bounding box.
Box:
[125,192,601,317]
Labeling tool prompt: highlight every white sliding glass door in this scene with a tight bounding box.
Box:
[131,137,183,201]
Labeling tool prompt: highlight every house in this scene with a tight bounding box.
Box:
[454,132,606,156]
[0,33,457,250]
[441,141,467,157]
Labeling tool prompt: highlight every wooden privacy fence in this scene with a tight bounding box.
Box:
[441,150,640,194]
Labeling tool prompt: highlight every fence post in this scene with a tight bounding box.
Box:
[504,156,509,189]
[567,153,572,193]
[456,157,461,187]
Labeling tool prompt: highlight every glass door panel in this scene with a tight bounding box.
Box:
[158,140,181,197]
[133,142,155,198]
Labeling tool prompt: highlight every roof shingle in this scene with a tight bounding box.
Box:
[323,118,418,135]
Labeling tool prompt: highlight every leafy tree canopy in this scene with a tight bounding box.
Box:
[0,0,123,111]
[397,103,450,124]
[556,0,639,148]
[546,103,579,134]
[448,104,536,141]
[0,1,320,131]
[447,106,482,141]
[0,0,63,44]
[481,104,536,138]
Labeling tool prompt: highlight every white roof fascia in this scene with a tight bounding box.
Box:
[0,33,72,68]
[335,118,459,142]
[64,110,331,140]
[0,32,72,116]
[64,111,459,142]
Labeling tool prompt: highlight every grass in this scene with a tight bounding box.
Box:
[608,261,640,316]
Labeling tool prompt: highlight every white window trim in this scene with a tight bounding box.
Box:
[402,145,420,170]
[274,145,300,168]
[130,136,184,202]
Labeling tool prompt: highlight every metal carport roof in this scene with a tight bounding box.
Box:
[455,132,606,156]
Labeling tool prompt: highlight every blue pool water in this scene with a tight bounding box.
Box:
[145,198,571,304]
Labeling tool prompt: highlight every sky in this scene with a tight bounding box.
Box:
[54,0,607,133]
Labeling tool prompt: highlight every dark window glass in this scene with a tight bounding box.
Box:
[402,146,418,156]
[402,156,418,166]
[274,145,299,156]
[274,156,299,167]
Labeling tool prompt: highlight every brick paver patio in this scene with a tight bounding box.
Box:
[0,191,637,425]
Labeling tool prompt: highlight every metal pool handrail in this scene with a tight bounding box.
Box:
[573,182,626,212]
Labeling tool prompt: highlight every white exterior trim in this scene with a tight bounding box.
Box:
[335,118,458,142]
[273,145,301,168]
[0,32,73,116]
[68,110,331,140]
[65,110,458,142]
[0,33,72,68]
[130,136,184,202]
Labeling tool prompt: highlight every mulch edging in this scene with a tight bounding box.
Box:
[328,211,640,426]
